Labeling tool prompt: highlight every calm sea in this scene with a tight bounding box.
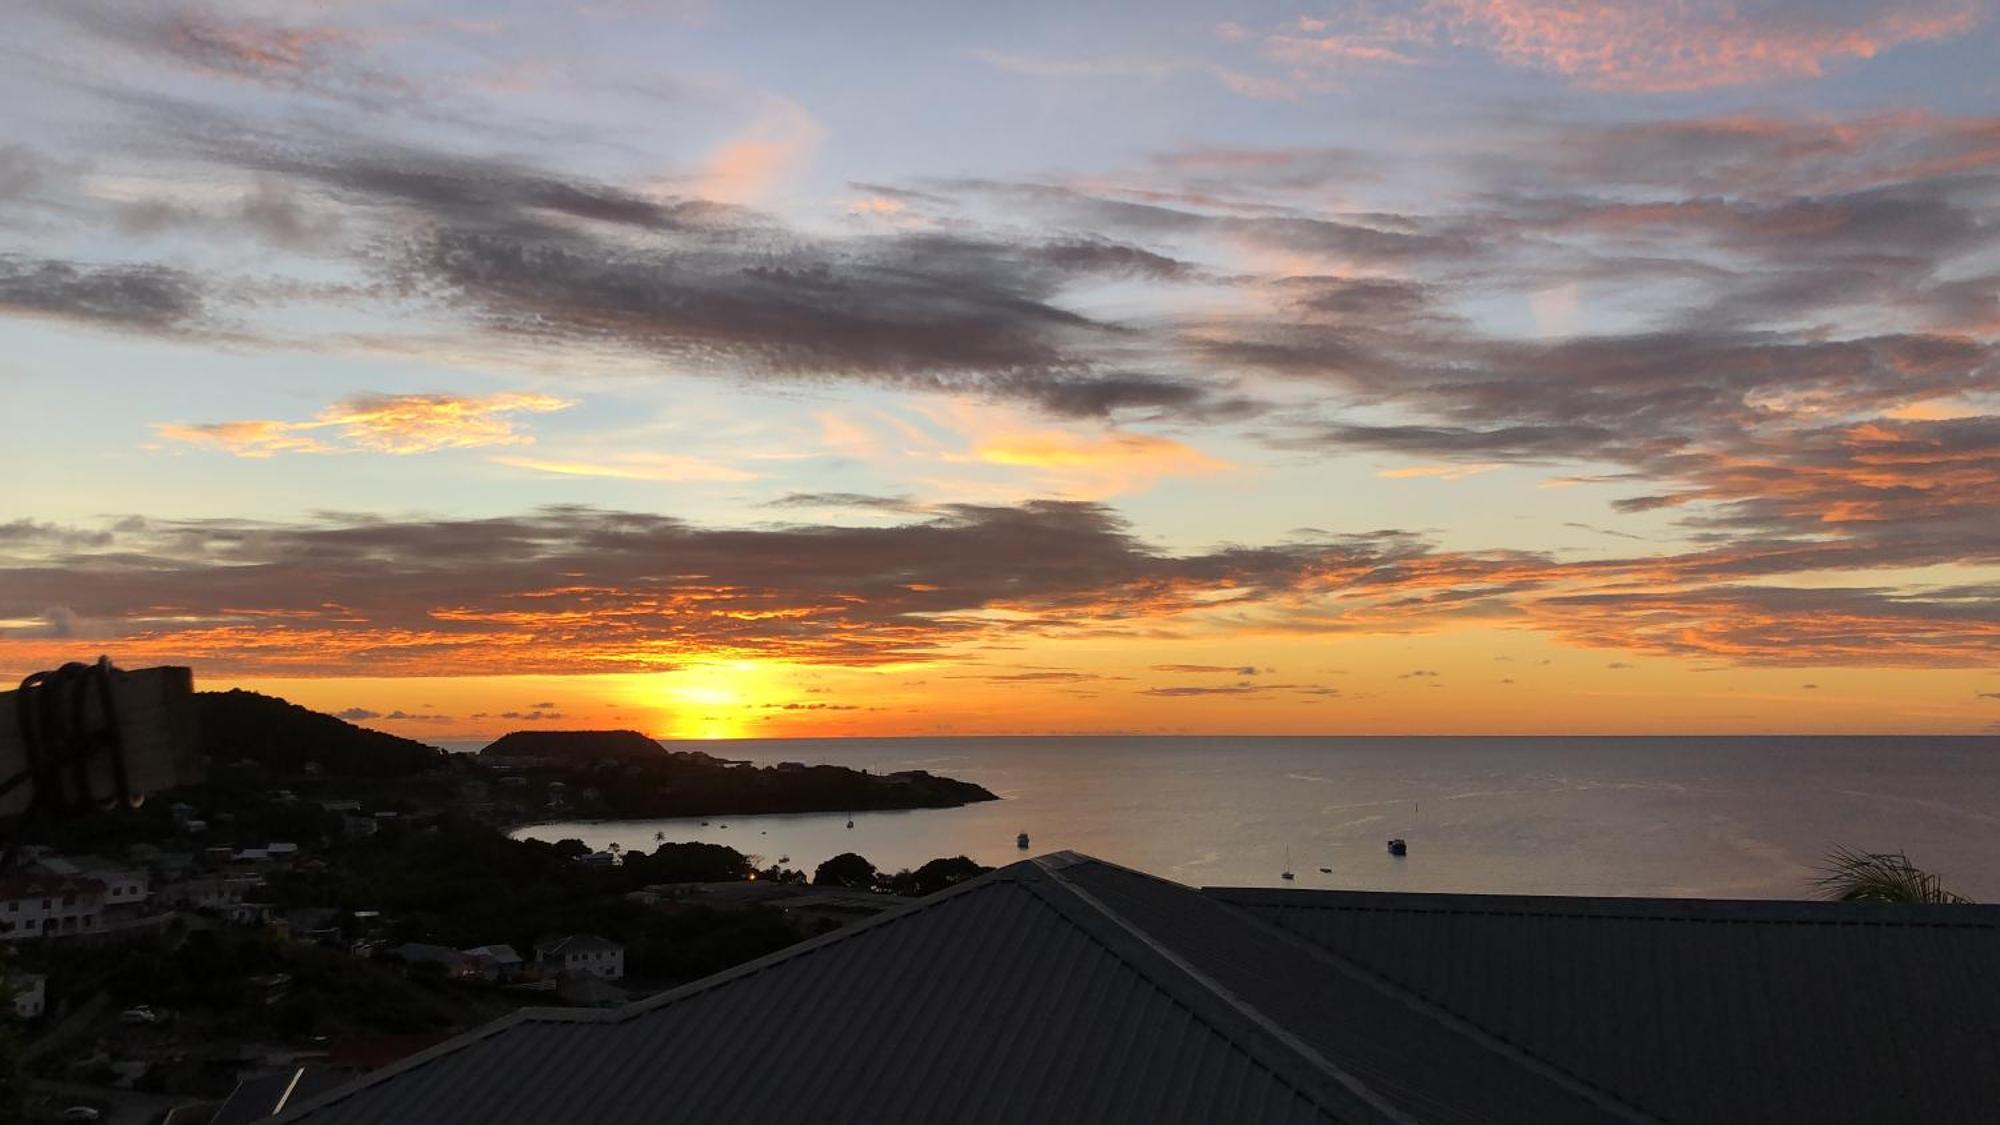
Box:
[481,736,2000,900]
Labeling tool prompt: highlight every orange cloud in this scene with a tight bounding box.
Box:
[151,419,334,458]
[155,391,573,457]
[1378,463,1501,481]
[696,97,823,205]
[964,430,1232,497]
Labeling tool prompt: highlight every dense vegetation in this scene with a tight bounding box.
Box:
[486,735,999,819]
[814,853,992,896]
[262,826,806,982]
[33,927,512,1097]
[197,690,446,777]
[0,950,25,1125]
[483,730,665,760]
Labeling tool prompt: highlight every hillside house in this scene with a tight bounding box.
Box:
[0,873,106,941]
[535,934,623,980]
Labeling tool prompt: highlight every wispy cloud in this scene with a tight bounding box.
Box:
[693,95,823,204]
[156,392,574,458]
[490,452,756,482]
[1252,1,1981,93]
[961,429,1232,497]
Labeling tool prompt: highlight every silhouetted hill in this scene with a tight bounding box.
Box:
[475,730,997,817]
[480,730,664,761]
[196,689,446,778]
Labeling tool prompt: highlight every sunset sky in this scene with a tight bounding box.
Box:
[3,0,1997,738]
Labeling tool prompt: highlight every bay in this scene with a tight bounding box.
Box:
[497,735,2000,899]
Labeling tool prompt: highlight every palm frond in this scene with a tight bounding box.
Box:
[1813,846,1970,904]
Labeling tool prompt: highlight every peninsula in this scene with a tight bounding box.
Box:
[479,729,999,820]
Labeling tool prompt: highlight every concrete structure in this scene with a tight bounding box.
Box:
[276,852,2000,1125]
[0,873,106,941]
[160,873,260,911]
[461,944,526,982]
[73,855,149,912]
[391,943,482,980]
[534,934,623,980]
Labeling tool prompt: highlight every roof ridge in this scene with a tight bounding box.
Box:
[1026,859,1415,1124]
[1202,892,1661,1123]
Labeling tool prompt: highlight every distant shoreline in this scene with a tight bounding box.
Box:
[504,802,988,838]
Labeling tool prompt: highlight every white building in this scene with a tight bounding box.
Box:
[0,874,106,942]
[71,856,149,911]
[536,934,624,981]
[160,874,260,911]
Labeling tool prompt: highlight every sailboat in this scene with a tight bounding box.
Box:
[1281,848,1295,881]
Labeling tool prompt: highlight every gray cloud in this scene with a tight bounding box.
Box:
[0,256,203,331]
[0,503,1434,675]
[760,493,928,514]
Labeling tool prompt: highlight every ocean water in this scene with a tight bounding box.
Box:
[500,736,2000,900]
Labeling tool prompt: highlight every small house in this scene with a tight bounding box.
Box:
[535,934,624,981]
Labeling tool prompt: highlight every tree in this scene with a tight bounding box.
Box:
[813,852,877,889]
[1814,847,1970,904]
[622,842,752,884]
[882,856,990,898]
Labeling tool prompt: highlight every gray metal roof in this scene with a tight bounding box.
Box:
[276,855,1402,1124]
[1210,887,2000,1124]
[275,858,2000,1125]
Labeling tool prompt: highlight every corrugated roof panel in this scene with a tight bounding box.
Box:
[1059,861,1640,1124]
[1212,887,2000,1124]
[282,867,1361,1125]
